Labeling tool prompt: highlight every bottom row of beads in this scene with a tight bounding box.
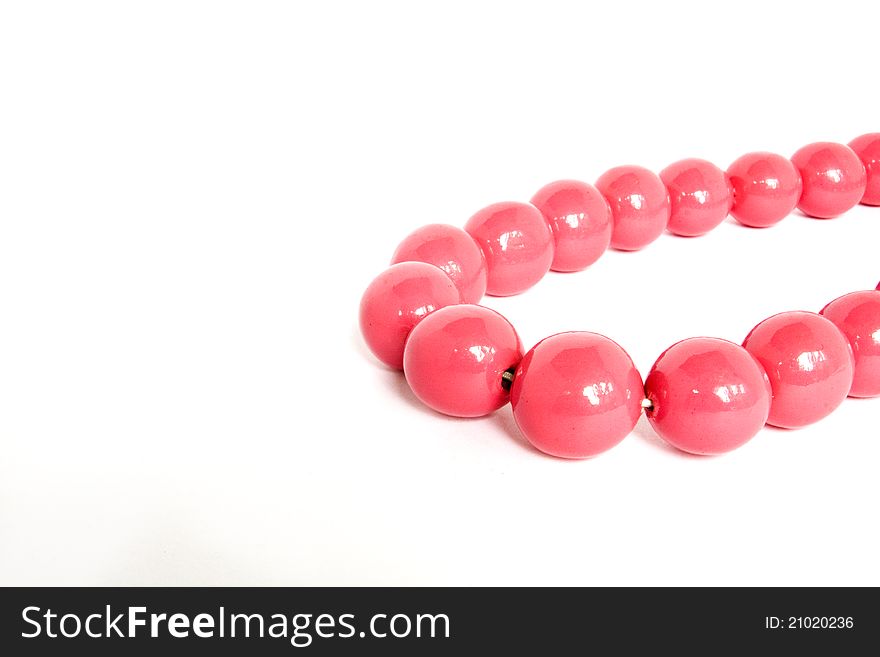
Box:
[401,284,880,458]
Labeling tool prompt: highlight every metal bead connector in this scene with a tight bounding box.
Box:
[501,367,516,391]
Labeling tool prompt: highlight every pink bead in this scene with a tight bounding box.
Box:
[509,332,643,459]
[530,180,612,272]
[659,159,732,237]
[391,224,488,304]
[743,311,855,429]
[403,304,523,417]
[595,165,670,251]
[644,338,772,455]
[726,152,802,228]
[791,142,867,218]
[359,262,460,370]
[464,201,554,297]
[848,133,880,206]
[821,290,880,398]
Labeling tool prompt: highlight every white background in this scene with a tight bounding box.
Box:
[1,1,878,586]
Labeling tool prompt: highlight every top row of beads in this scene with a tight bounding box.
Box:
[390,136,880,300]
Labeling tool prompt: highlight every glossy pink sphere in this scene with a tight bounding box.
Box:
[391,224,488,303]
[359,262,460,370]
[659,158,732,237]
[726,152,802,228]
[848,133,880,206]
[791,142,867,218]
[509,332,643,459]
[821,290,880,398]
[403,304,523,417]
[464,201,554,296]
[530,180,612,272]
[743,311,855,429]
[645,338,772,455]
[595,165,670,251]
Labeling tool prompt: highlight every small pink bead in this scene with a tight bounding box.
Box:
[727,152,802,228]
[791,142,867,218]
[645,338,772,455]
[659,158,732,237]
[359,262,460,370]
[743,311,854,429]
[391,224,488,304]
[510,332,643,459]
[403,304,523,417]
[821,290,880,398]
[530,180,612,272]
[464,201,554,297]
[595,165,670,251]
[848,133,880,206]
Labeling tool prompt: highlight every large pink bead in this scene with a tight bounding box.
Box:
[848,133,880,206]
[529,180,612,272]
[645,338,772,455]
[403,304,523,417]
[791,142,867,218]
[727,152,802,228]
[821,290,880,398]
[509,332,643,459]
[391,224,488,303]
[359,262,460,370]
[659,158,732,237]
[595,165,670,250]
[743,311,855,429]
[464,201,554,296]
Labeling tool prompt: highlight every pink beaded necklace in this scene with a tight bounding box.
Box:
[360,136,880,459]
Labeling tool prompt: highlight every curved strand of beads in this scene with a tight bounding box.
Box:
[359,134,880,459]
